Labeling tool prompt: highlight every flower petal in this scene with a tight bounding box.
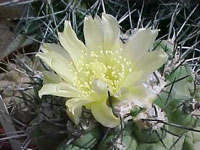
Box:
[121,48,167,90]
[66,105,81,125]
[123,28,158,63]
[84,16,103,51]
[123,84,157,108]
[91,100,119,128]
[42,71,63,84]
[83,79,108,110]
[40,43,72,62]
[38,83,82,98]
[133,85,157,108]
[134,48,168,79]
[120,70,143,88]
[58,21,88,64]
[66,97,95,124]
[37,44,76,84]
[102,13,120,51]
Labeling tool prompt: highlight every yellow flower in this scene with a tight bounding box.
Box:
[37,13,167,128]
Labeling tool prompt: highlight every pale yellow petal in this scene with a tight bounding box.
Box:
[40,43,72,62]
[38,83,82,98]
[131,85,157,108]
[42,71,63,84]
[58,21,88,64]
[123,28,158,63]
[37,44,76,84]
[84,16,103,51]
[66,97,95,124]
[134,48,168,79]
[82,80,108,110]
[66,107,81,125]
[120,48,167,91]
[102,13,120,51]
[91,100,119,128]
[122,84,156,108]
[120,70,143,88]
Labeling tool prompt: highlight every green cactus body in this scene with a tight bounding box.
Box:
[155,66,193,111]
[136,132,185,150]
[72,126,102,149]
[98,123,137,150]
[167,65,194,100]
[57,143,86,150]
[136,142,166,150]
[194,86,200,101]
[57,126,102,150]
[123,135,137,150]
[182,132,195,150]
[131,105,167,144]
[155,89,175,112]
[182,127,200,150]
[98,134,114,150]
[98,134,137,150]
[155,64,200,135]
[191,127,200,142]
[155,40,174,55]
[167,102,199,135]
[165,96,200,134]
[132,123,166,143]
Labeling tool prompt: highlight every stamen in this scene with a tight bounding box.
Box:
[73,49,133,95]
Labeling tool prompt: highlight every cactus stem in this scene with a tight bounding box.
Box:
[164,77,176,108]
[101,128,111,142]
[193,74,198,95]
[161,128,179,137]
[142,118,200,133]
[155,130,167,148]
[152,40,163,51]
[166,98,194,116]
[167,58,186,78]
[169,102,184,115]
[165,75,190,87]
[169,135,183,150]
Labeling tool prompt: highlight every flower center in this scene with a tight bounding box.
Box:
[73,49,133,97]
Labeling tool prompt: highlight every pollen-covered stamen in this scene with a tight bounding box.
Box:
[103,49,133,92]
[73,49,134,96]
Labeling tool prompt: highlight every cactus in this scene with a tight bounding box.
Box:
[72,126,102,149]
[1,1,200,150]
[98,123,137,150]
[136,132,185,150]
